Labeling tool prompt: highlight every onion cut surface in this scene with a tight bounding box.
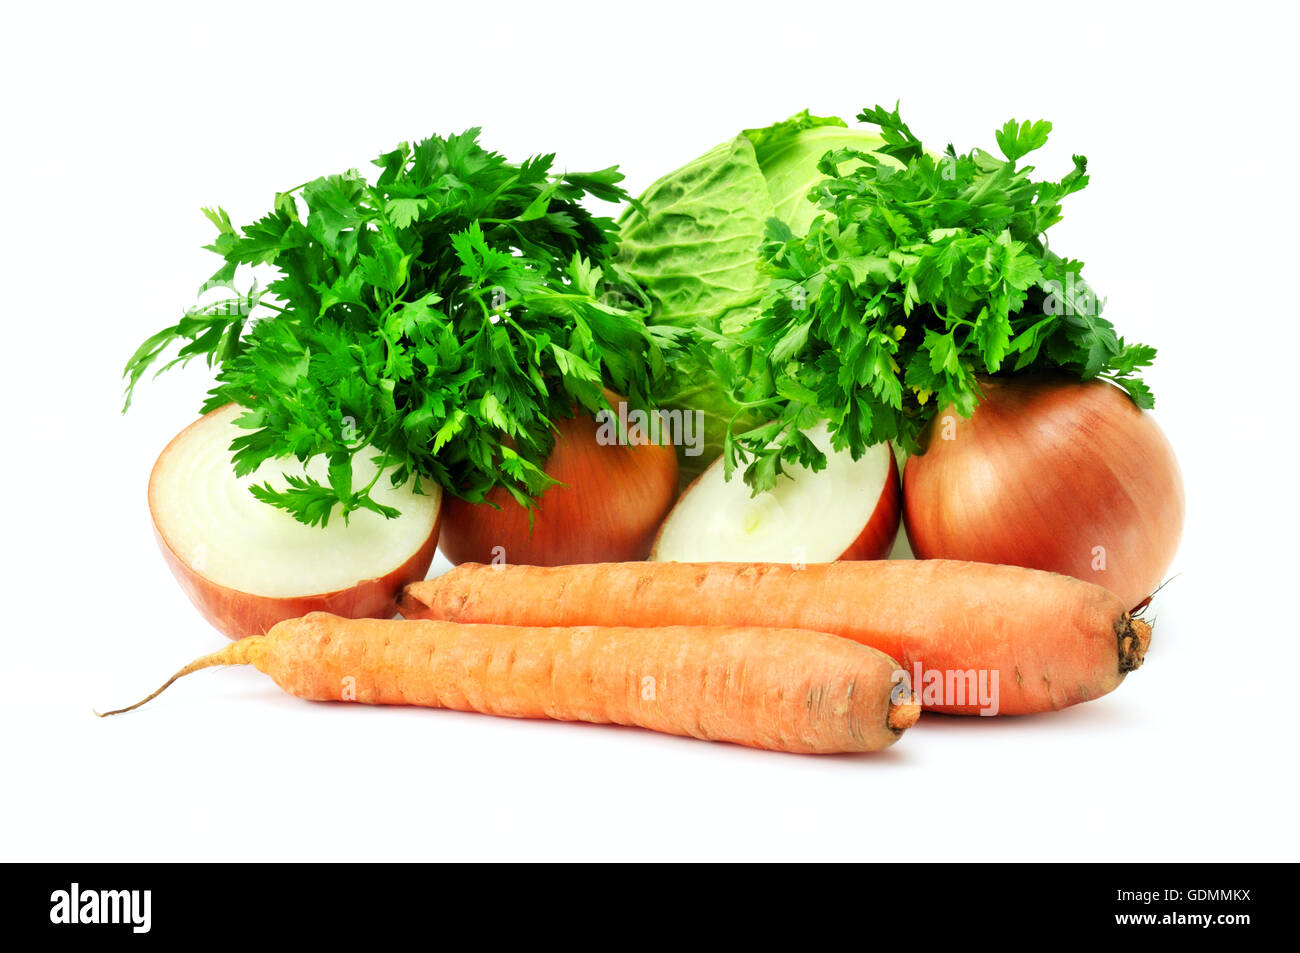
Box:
[652,421,900,563]
[149,404,441,639]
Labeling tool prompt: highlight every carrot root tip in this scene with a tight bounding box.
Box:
[95,639,262,717]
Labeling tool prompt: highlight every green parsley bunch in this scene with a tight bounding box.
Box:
[125,130,676,525]
[719,104,1156,491]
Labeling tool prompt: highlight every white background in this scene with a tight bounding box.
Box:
[3,0,1297,861]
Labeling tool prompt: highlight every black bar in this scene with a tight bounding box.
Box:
[7,862,1284,941]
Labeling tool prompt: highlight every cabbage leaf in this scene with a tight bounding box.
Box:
[617,111,887,480]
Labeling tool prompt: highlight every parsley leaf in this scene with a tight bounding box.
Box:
[718,105,1157,492]
[125,130,676,524]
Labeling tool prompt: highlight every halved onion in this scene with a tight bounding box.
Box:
[651,421,900,563]
[438,404,679,566]
[149,404,441,640]
[903,374,1183,610]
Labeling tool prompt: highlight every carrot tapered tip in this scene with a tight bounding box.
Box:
[95,639,263,717]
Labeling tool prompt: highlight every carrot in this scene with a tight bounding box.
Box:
[399,560,1153,715]
[98,613,920,754]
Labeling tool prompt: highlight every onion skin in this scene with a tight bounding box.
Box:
[648,446,901,562]
[840,452,902,561]
[903,374,1183,611]
[438,407,679,566]
[152,518,440,641]
[148,405,441,641]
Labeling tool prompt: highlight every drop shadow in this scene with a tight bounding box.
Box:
[910,698,1135,734]
[303,698,919,763]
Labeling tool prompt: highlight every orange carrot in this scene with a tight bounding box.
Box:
[98,613,919,754]
[399,560,1152,715]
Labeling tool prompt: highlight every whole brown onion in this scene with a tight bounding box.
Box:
[903,374,1183,610]
[439,399,679,566]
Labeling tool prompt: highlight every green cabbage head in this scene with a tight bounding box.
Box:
[618,111,887,483]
